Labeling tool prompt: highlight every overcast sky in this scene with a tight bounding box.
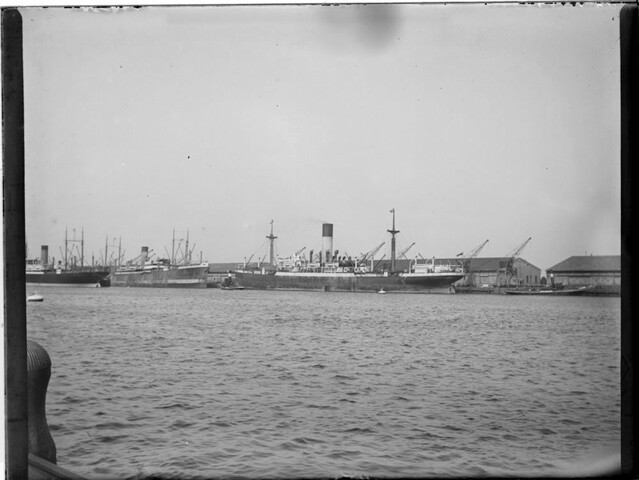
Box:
[20,3,621,271]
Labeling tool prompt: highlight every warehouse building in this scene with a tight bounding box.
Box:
[376,257,541,289]
[452,257,541,288]
[545,255,620,295]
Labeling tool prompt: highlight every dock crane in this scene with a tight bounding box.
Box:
[459,239,489,270]
[496,237,532,286]
[396,242,416,260]
[457,239,489,286]
[358,242,385,267]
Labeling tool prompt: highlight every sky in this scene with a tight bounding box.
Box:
[19,3,622,272]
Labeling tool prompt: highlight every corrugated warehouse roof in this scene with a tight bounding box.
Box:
[547,255,620,273]
[441,257,502,271]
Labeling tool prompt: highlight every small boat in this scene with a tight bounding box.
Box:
[27,292,44,302]
[220,285,245,291]
[504,286,594,296]
[378,289,386,294]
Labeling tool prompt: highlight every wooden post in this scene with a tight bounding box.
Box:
[620,4,637,477]
[2,7,28,479]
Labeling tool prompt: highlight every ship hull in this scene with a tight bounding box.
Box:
[234,270,464,293]
[110,265,208,288]
[26,270,110,287]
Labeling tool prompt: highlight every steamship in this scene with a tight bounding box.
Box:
[26,245,111,287]
[110,245,208,289]
[234,210,466,293]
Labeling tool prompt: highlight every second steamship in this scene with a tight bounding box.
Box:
[109,232,208,288]
[109,254,209,288]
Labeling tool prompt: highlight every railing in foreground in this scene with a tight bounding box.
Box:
[28,454,87,480]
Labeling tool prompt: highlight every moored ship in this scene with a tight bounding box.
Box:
[234,210,465,293]
[110,239,208,288]
[26,245,110,287]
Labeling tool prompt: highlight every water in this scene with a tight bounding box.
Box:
[26,287,620,479]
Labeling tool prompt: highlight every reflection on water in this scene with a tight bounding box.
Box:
[27,287,620,479]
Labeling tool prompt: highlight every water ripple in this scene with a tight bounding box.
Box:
[27,287,620,479]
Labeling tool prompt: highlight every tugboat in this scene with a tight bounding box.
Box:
[220,277,245,290]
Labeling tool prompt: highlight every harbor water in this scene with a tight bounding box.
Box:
[26,287,620,479]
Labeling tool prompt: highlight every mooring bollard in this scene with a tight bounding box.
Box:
[27,340,57,464]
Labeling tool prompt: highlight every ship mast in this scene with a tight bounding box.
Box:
[172,228,176,265]
[81,228,84,267]
[185,229,190,265]
[388,209,400,272]
[266,220,277,266]
[64,227,86,268]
